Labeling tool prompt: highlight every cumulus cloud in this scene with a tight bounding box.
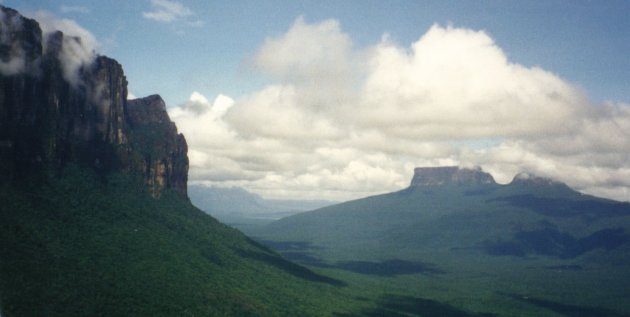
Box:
[34,11,99,86]
[255,17,358,85]
[171,18,630,201]
[359,25,589,140]
[143,0,192,23]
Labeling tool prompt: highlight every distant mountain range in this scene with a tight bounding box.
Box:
[188,184,335,230]
[260,166,630,258]
[254,166,630,316]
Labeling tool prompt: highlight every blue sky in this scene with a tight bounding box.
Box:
[10,0,630,105]
[5,1,630,201]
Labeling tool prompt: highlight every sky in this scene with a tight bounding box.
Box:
[5,0,630,201]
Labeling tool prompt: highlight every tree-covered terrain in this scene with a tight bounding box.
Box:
[0,167,360,316]
[254,167,630,316]
[0,6,355,316]
[3,5,630,316]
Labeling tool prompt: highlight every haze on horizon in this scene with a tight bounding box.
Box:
[7,0,630,202]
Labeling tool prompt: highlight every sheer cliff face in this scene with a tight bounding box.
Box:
[409,166,496,187]
[127,95,188,198]
[0,6,188,198]
[408,167,572,191]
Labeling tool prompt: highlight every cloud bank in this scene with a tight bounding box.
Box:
[1,8,28,75]
[34,11,99,86]
[1,9,98,87]
[170,18,630,201]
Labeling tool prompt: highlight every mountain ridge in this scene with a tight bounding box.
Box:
[409,166,573,191]
[258,165,630,261]
[410,166,496,187]
[254,166,630,316]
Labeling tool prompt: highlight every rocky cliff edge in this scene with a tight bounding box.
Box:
[409,166,496,187]
[0,6,188,198]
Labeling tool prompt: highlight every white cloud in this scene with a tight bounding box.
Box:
[254,17,357,85]
[34,11,99,86]
[171,18,630,202]
[1,9,98,83]
[1,8,27,75]
[143,0,193,23]
[358,25,590,140]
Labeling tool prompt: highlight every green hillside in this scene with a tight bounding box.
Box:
[0,5,362,315]
[254,168,630,316]
[261,178,630,259]
[0,166,356,316]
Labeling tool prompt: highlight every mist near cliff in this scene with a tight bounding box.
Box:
[0,8,97,85]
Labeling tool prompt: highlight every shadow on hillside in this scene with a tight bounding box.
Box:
[258,240,444,277]
[541,264,583,271]
[282,251,328,265]
[502,293,630,317]
[236,249,346,286]
[492,194,630,218]
[483,227,629,258]
[257,240,324,251]
[334,295,497,317]
[333,260,444,276]
[282,252,443,277]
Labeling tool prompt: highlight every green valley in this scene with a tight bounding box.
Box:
[3,4,630,317]
[0,167,355,316]
[253,167,630,316]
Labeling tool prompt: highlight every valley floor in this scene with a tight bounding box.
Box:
[256,237,630,317]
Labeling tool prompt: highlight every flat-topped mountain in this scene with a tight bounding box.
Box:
[0,6,353,316]
[409,166,571,189]
[260,165,629,255]
[410,166,496,187]
[255,166,630,315]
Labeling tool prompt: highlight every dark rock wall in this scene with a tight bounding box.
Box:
[410,166,496,187]
[0,5,188,198]
[127,95,188,198]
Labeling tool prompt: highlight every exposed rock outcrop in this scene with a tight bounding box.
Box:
[0,5,187,198]
[511,172,554,186]
[508,172,571,192]
[127,95,188,198]
[409,166,496,187]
